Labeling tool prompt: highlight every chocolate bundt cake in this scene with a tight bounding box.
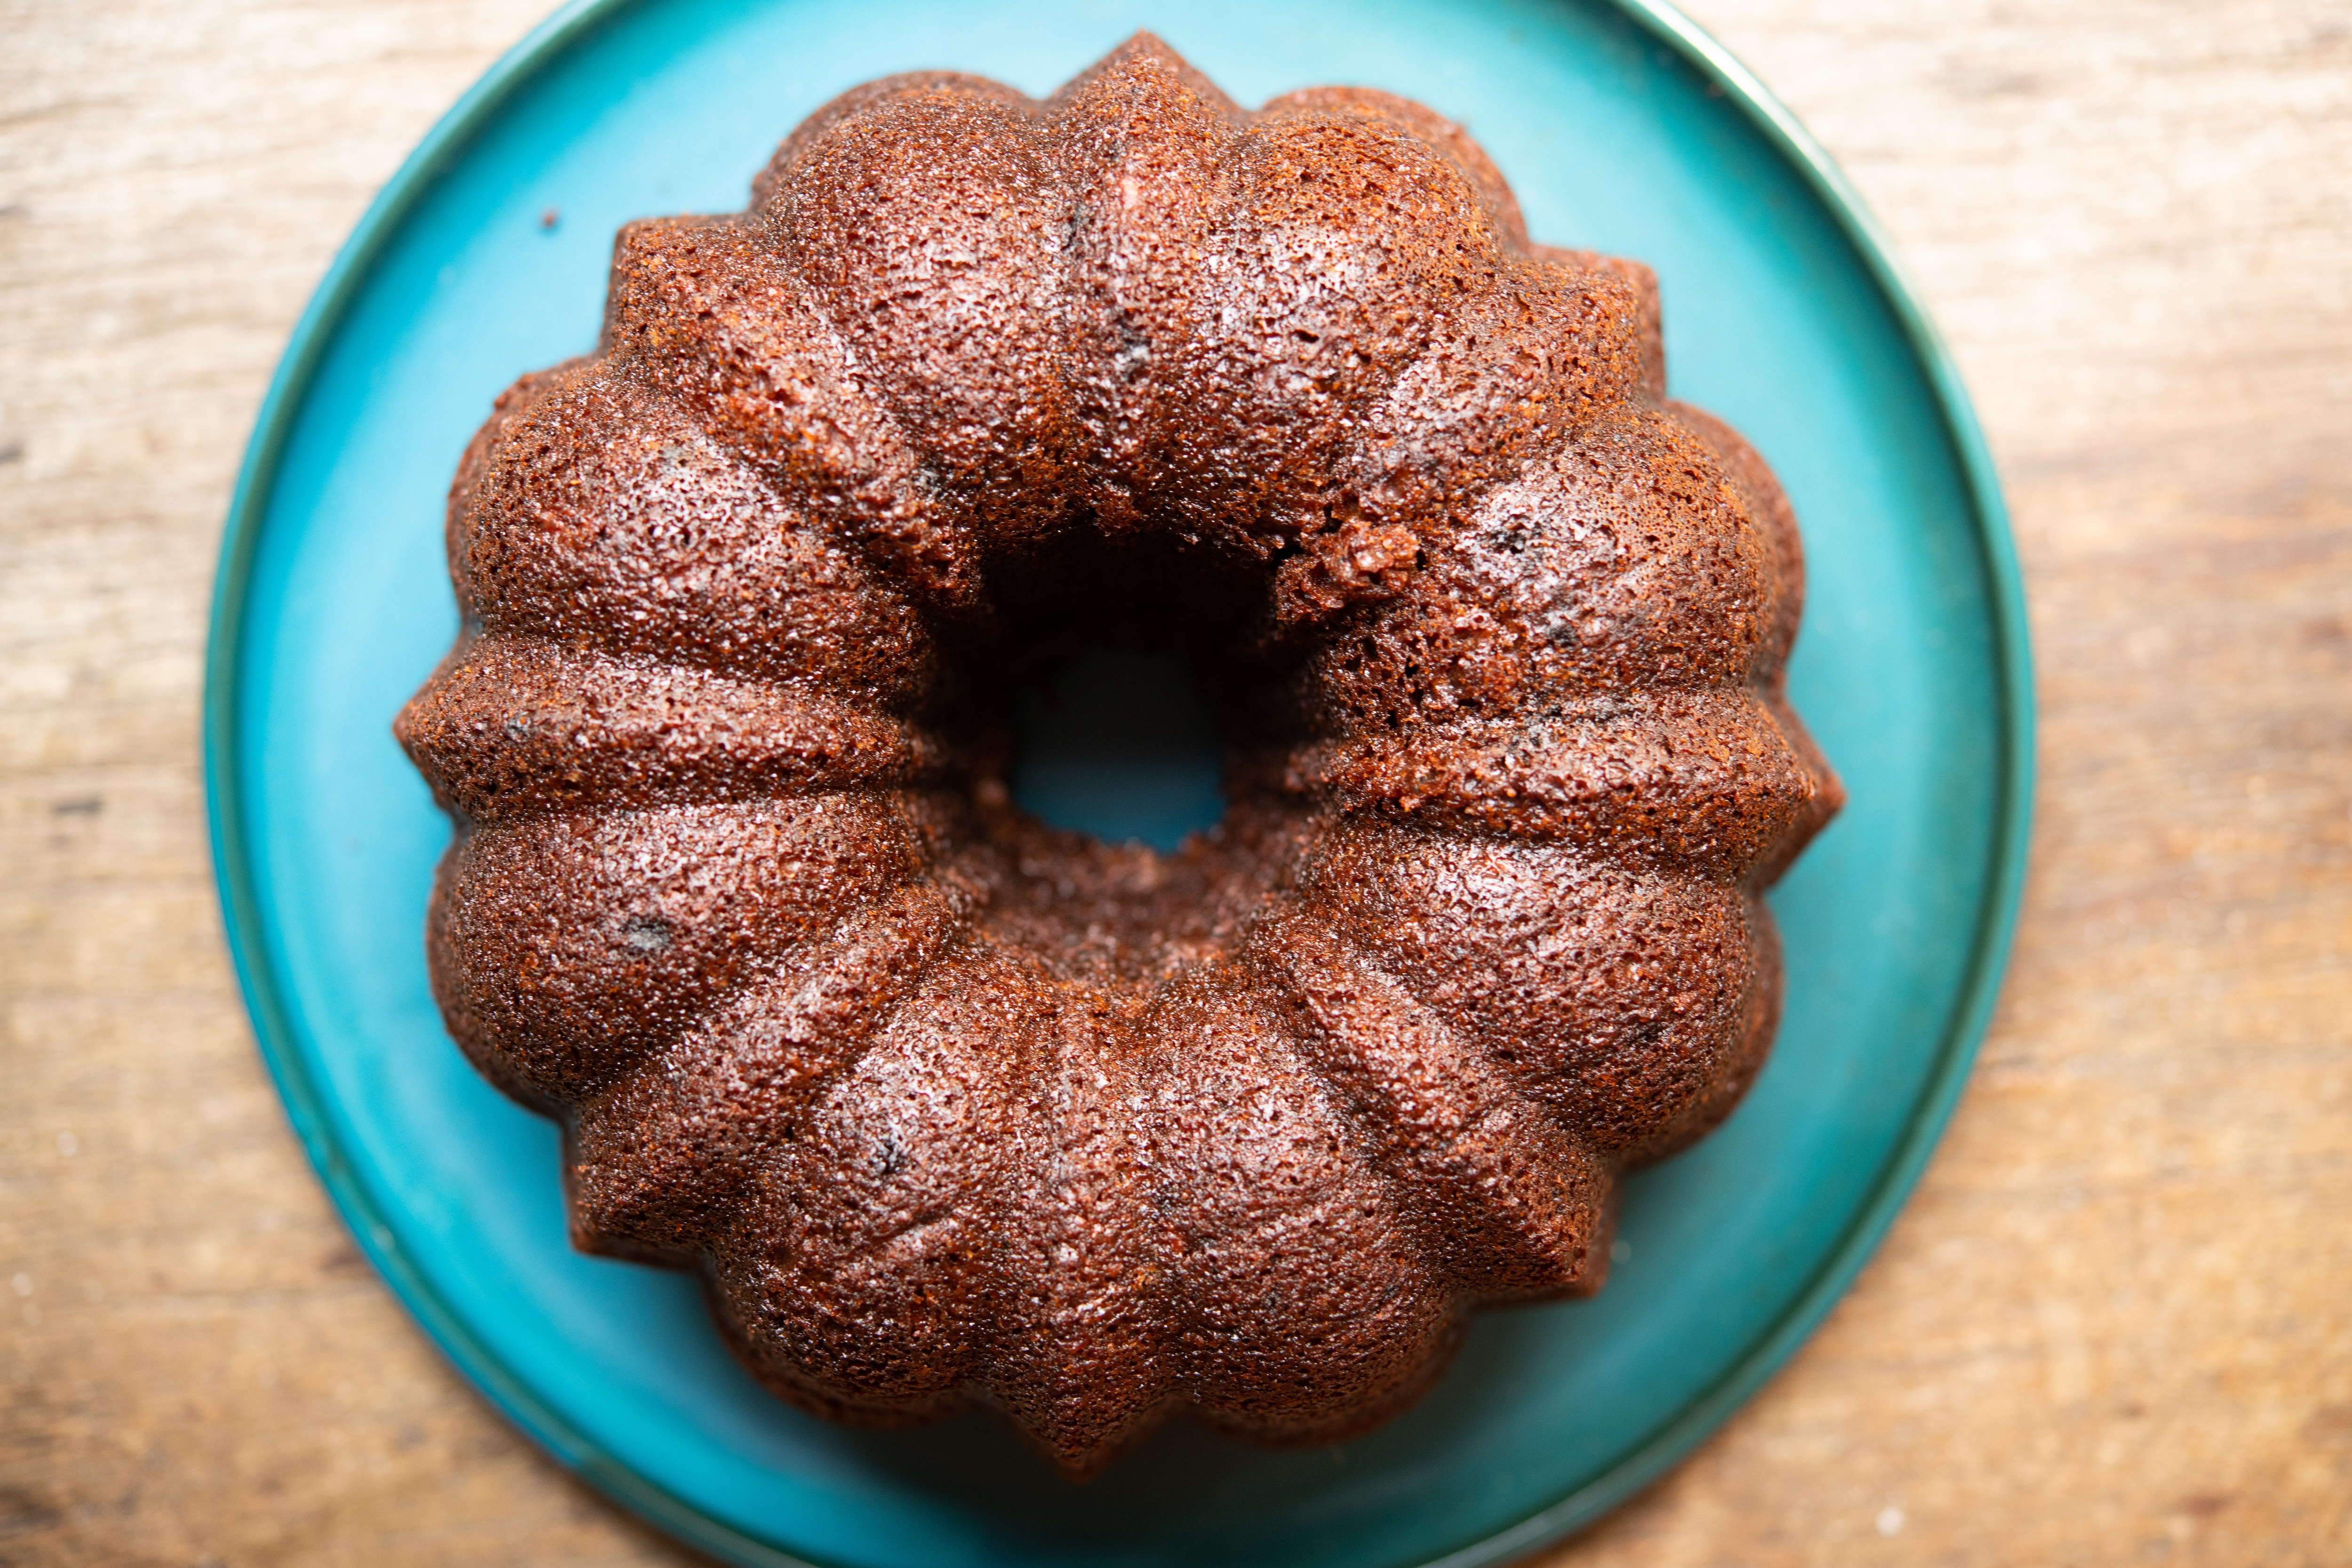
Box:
[396,34,1841,1478]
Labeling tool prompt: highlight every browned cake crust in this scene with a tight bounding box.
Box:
[395,34,1842,1479]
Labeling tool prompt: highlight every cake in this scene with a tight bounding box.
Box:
[395,34,1842,1479]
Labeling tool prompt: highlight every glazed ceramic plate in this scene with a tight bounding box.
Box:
[204,0,2031,1564]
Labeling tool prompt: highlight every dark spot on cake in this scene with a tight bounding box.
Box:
[619,915,673,954]
[1113,316,1151,374]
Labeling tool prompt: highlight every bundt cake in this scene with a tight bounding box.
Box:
[396,34,1842,1479]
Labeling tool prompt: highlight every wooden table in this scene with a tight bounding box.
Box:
[3,2,2346,1562]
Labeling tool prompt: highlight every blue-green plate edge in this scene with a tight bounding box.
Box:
[199,1,2036,1563]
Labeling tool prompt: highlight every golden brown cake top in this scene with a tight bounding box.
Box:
[396,34,1840,1478]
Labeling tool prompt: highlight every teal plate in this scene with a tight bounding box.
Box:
[204,1,2032,1564]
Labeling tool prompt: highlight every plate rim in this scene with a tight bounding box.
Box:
[200,1,2036,1563]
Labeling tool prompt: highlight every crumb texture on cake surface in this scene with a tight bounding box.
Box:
[394,32,1841,1479]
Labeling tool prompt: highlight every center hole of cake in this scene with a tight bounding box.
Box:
[1009,645,1225,853]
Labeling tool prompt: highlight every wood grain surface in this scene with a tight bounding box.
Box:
[3,2,2347,1563]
